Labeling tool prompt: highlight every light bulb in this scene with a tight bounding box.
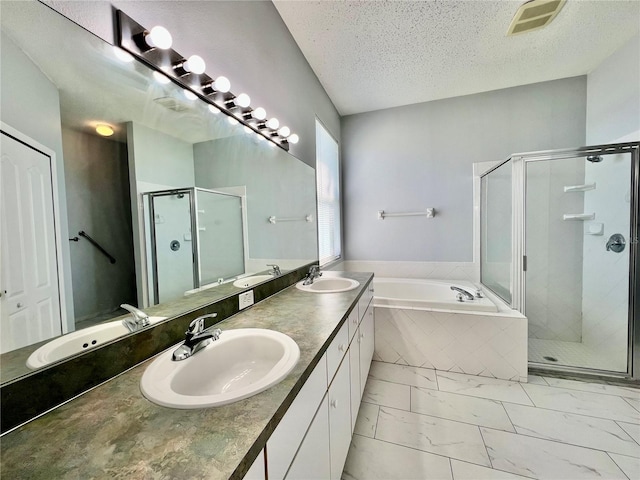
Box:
[278,126,291,138]
[182,55,206,74]
[266,118,279,130]
[153,71,170,84]
[145,26,172,50]
[208,105,220,114]
[214,76,231,93]
[184,90,197,100]
[252,107,267,121]
[228,116,239,125]
[243,126,252,134]
[288,134,299,144]
[96,124,114,137]
[113,47,133,63]
[235,93,251,108]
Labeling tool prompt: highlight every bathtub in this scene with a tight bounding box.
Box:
[372,277,528,382]
[374,278,498,312]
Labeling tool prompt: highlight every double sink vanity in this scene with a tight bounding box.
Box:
[0,271,375,480]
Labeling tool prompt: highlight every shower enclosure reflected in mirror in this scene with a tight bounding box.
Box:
[144,187,246,305]
[0,1,317,383]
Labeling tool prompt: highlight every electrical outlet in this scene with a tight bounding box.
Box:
[239,290,254,310]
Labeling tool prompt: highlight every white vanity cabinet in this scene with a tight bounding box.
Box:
[285,395,331,480]
[328,355,352,480]
[259,280,375,480]
[358,303,375,396]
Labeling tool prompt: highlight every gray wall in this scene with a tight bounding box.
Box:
[586,34,640,144]
[0,31,75,327]
[193,135,317,262]
[126,122,195,306]
[44,0,340,168]
[341,77,587,262]
[62,127,136,322]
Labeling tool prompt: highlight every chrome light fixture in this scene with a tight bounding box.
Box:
[116,10,298,151]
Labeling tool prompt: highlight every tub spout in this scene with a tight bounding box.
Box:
[450,286,474,301]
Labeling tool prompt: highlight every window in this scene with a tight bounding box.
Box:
[315,120,341,265]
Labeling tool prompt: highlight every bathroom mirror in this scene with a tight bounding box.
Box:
[0,1,317,384]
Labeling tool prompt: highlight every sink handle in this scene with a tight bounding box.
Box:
[187,313,218,335]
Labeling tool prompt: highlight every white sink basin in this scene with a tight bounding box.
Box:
[296,277,360,293]
[140,328,300,409]
[26,316,167,369]
[233,275,273,288]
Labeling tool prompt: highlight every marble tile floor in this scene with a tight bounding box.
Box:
[342,361,640,480]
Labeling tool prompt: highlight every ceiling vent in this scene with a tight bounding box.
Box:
[153,96,191,112]
[507,0,566,36]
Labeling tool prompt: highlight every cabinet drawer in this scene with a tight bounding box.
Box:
[326,321,349,385]
[267,353,328,480]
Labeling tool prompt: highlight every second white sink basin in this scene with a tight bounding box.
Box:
[26,316,167,369]
[233,275,273,288]
[296,277,360,293]
[140,328,300,409]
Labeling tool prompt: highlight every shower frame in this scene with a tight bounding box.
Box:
[480,142,640,381]
[144,187,246,305]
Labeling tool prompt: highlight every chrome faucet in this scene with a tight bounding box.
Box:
[172,314,220,361]
[450,286,475,301]
[302,265,322,285]
[267,264,282,276]
[120,304,150,332]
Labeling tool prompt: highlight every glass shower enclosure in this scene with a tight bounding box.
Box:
[480,142,639,379]
[143,187,245,305]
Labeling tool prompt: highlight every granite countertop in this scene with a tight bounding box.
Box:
[0,271,373,480]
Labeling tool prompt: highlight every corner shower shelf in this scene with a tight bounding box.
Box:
[564,183,596,193]
[563,213,595,221]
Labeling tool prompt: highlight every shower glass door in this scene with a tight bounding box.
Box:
[524,148,634,374]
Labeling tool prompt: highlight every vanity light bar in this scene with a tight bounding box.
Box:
[116,10,297,151]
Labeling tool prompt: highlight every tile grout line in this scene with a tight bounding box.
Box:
[478,424,640,459]
[605,451,633,480]
[622,396,640,414]
[477,425,494,469]
[614,420,640,448]
[372,404,380,438]
[361,431,494,473]
[448,457,454,480]
[499,398,640,424]
[499,400,518,433]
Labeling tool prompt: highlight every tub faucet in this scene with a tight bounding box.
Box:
[120,304,150,332]
[172,314,220,361]
[450,286,475,301]
[267,264,282,276]
[303,265,322,285]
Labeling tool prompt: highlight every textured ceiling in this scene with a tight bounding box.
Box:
[273,0,640,116]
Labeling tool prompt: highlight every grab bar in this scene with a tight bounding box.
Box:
[268,214,313,224]
[378,208,435,220]
[69,231,116,264]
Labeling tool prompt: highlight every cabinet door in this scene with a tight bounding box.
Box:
[359,304,375,397]
[349,336,360,433]
[347,308,359,344]
[285,395,330,480]
[268,354,328,480]
[329,357,352,480]
[326,321,349,384]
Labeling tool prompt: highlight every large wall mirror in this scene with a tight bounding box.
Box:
[0,1,318,384]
